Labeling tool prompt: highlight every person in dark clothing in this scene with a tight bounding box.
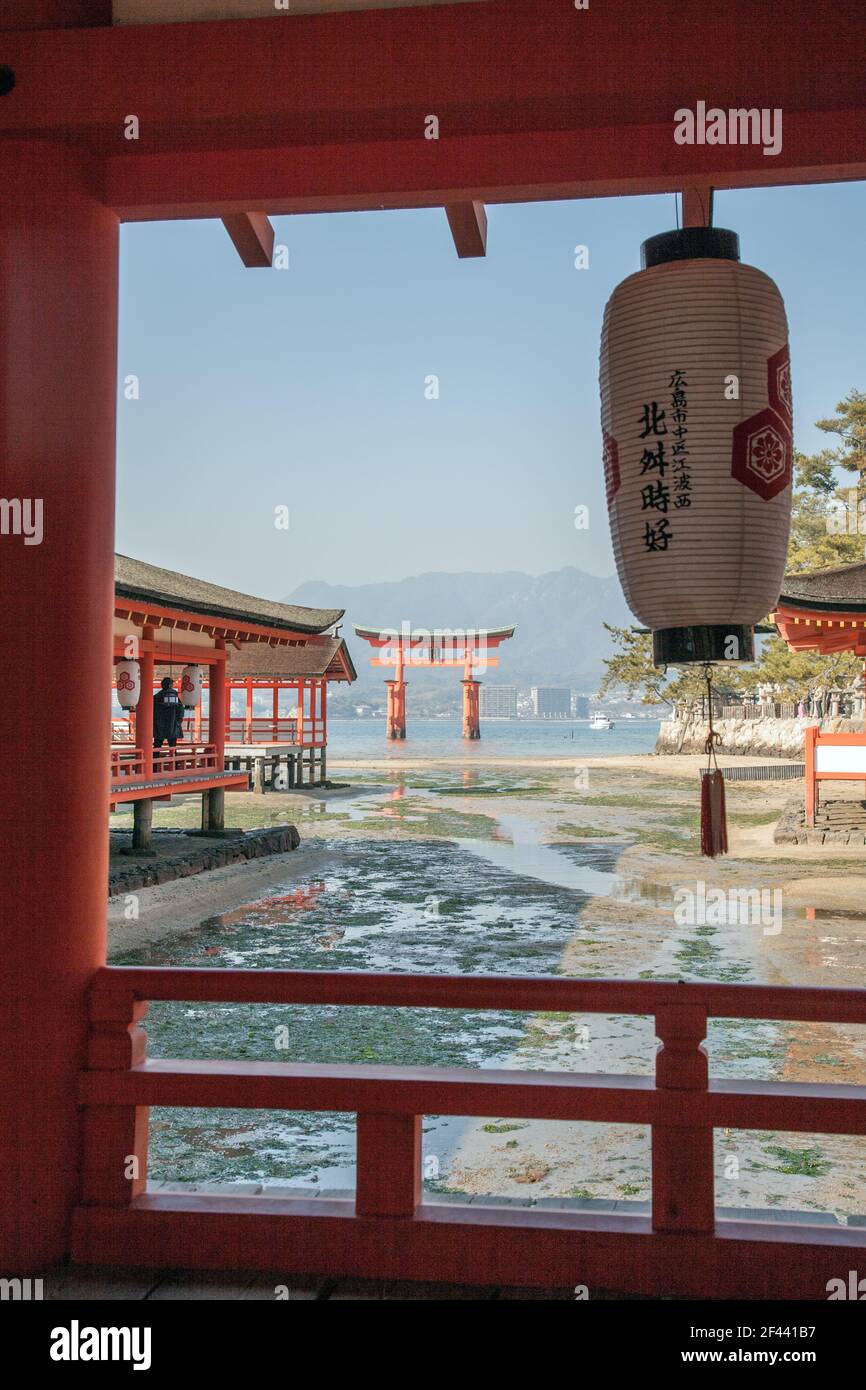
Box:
[153,677,185,750]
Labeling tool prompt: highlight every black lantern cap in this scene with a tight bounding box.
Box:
[642,227,740,269]
[653,624,755,667]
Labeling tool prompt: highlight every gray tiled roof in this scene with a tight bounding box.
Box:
[779,561,866,611]
[115,554,343,634]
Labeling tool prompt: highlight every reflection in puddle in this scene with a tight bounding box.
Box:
[459,812,619,898]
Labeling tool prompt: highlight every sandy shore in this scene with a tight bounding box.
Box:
[330,752,796,773]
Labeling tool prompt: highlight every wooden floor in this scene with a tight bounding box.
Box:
[39,1265,590,1300]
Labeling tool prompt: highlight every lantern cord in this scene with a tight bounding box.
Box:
[703,664,722,770]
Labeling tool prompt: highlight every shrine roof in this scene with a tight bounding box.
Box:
[225,638,357,682]
[778,562,866,613]
[354,624,516,643]
[115,555,343,635]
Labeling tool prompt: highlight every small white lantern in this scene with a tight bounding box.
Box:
[115,659,141,709]
[179,663,203,707]
[600,226,793,666]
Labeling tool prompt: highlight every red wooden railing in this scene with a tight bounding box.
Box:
[151,742,218,776]
[74,968,866,1297]
[223,717,302,745]
[178,716,326,746]
[109,746,145,781]
[110,743,218,783]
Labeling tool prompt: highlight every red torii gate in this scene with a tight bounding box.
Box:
[355,624,515,740]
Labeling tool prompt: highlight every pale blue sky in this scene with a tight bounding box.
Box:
[116,180,866,599]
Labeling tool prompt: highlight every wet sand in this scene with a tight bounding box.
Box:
[110,754,866,1217]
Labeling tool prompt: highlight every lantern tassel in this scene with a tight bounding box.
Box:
[700,666,728,857]
[700,768,728,857]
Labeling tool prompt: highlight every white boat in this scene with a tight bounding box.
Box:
[589,713,614,731]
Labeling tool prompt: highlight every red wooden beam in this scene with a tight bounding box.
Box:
[445,201,487,258]
[221,211,274,267]
[0,3,863,219]
[90,965,866,1024]
[71,1195,866,1299]
[79,1057,866,1136]
[102,115,866,222]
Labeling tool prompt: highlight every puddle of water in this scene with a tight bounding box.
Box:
[458,811,620,898]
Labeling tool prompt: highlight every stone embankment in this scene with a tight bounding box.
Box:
[655,716,861,759]
[109,825,300,896]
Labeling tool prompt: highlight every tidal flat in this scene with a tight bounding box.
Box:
[109,756,866,1220]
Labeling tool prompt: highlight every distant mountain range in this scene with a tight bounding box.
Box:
[284,567,633,696]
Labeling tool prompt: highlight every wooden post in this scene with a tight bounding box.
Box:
[272,682,279,740]
[652,1005,714,1233]
[386,647,407,739]
[137,625,155,780]
[253,757,265,794]
[462,662,481,740]
[210,641,227,764]
[0,142,118,1269]
[131,797,154,852]
[681,186,713,227]
[81,992,149,1208]
[805,723,817,826]
[355,1113,421,1217]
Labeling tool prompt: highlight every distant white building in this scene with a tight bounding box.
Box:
[531,686,571,719]
[480,684,518,719]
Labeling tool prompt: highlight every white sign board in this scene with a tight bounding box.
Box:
[815,744,866,774]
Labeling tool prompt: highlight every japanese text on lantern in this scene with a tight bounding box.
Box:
[638,370,690,553]
[669,369,692,515]
[638,397,670,552]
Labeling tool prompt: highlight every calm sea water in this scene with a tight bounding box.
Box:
[327,717,661,760]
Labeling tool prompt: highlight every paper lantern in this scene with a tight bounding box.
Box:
[179,663,203,707]
[600,227,793,666]
[115,659,140,709]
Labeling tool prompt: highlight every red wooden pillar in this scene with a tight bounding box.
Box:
[202,642,227,831]
[209,642,227,761]
[0,142,118,1269]
[386,647,407,739]
[272,682,278,739]
[462,679,481,740]
[137,625,155,779]
[244,677,253,743]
